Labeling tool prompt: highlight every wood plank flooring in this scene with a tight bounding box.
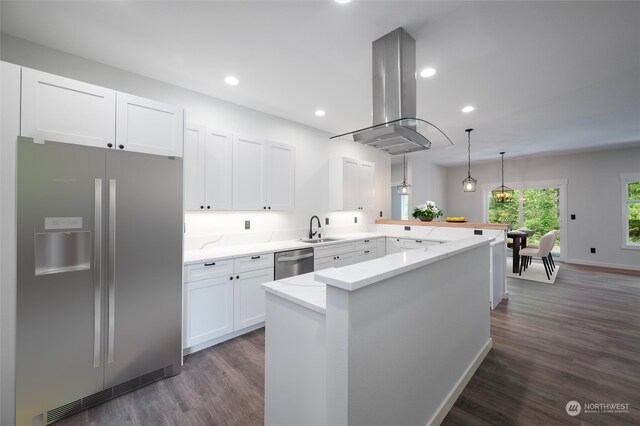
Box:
[57,263,640,426]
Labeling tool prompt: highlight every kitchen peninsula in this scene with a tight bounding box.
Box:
[263,236,492,425]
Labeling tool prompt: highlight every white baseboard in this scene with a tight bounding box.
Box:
[427,338,493,426]
[566,258,640,272]
[183,322,265,356]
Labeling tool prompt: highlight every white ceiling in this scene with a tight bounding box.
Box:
[2,1,639,165]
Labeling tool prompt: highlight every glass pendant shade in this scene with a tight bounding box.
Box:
[397,181,412,195]
[397,152,412,195]
[462,176,477,192]
[462,129,477,192]
[492,152,513,202]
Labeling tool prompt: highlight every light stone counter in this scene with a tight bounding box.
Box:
[263,236,493,426]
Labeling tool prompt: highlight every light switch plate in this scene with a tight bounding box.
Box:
[354,217,358,223]
[325,218,329,225]
[244,220,250,230]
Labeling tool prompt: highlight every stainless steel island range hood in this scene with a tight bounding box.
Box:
[331,27,453,155]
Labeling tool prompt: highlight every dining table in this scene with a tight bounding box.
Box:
[507,230,529,273]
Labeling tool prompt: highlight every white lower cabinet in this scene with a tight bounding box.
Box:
[234,267,273,330]
[386,238,402,254]
[356,248,377,263]
[184,276,234,348]
[184,253,274,353]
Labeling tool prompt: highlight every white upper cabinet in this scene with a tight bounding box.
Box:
[184,124,233,211]
[358,160,375,210]
[21,68,184,156]
[233,136,294,211]
[266,142,295,210]
[21,67,116,148]
[184,124,206,210]
[205,128,233,210]
[116,92,183,157]
[233,135,267,210]
[330,157,376,211]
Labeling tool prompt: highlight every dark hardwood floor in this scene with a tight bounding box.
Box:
[58,263,640,426]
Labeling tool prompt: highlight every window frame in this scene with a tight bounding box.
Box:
[621,173,640,250]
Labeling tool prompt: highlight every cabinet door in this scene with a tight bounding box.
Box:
[314,256,335,272]
[234,268,271,330]
[266,142,294,210]
[343,158,360,210]
[358,160,375,210]
[184,123,206,210]
[334,252,355,268]
[184,277,234,348]
[356,248,377,263]
[233,135,267,210]
[205,128,233,210]
[386,238,401,254]
[116,92,183,157]
[21,67,116,149]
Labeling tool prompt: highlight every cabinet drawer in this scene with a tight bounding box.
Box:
[356,248,377,263]
[186,259,234,282]
[355,238,377,251]
[314,242,355,259]
[234,252,274,273]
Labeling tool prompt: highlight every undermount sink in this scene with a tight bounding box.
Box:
[300,238,342,244]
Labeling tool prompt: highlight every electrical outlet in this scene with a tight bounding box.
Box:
[474,230,483,235]
[379,211,383,217]
[590,247,596,254]
[404,226,411,231]
[244,220,250,230]
[571,214,576,220]
[354,216,358,223]
[325,217,329,225]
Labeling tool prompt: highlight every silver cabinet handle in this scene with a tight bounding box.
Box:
[277,253,314,262]
[93,179,102,368]
[108,179,116,364]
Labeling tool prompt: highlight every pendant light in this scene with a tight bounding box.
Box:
[492,152,514,202]
[462,128,477,192]
[397,152,412,195]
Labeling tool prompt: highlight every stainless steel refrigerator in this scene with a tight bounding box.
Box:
[16,138,183,425]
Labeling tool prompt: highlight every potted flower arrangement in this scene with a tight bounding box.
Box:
[412,201,443,222]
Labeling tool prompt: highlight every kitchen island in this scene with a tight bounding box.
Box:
[262,237,492,426]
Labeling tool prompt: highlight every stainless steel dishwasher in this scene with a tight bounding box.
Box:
[274,248,314,279]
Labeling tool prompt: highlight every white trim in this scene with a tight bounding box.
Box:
[620,173,640,249]
[566,258,640,272]
[427,338,493,426]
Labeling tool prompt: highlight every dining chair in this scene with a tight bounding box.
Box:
[519,231,556,280]
[523,230,557,271]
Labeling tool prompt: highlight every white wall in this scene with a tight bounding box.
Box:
[391,158,447,218]
[409,158,447,213]
[444,147,640,270]
[0,34,391,240]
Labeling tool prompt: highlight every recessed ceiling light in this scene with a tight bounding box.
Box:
[462,105,475,113]
[315,109,326,117]
[420,67,436,78]
[335,0,352,3]
[224,76,239,86]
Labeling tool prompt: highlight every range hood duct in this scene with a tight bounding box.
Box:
[331,27,453,155]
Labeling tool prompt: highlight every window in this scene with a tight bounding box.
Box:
[488,187,561,255]
[400,195,409,220]
[622,174,640,249]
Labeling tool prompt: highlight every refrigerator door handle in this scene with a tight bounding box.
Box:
[93,178,102,368]
[108,179,116,364]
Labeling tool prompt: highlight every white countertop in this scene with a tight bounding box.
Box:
[262,272,327,314]
[315,236,491,291]
[184,232,385,265]
[262,236,491,313]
